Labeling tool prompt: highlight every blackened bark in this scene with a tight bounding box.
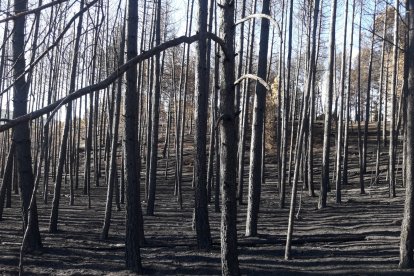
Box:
[362,0,378,173]
[49,0,85,233]
[245,0,271,237]
[342,0,356,187]
[146,0,162,216]
[334,0,349,203]
[101,15,126,240]
[12,0,42,251]
[124,0,143,272]
[219,0,240,274]
[389,0,399,198]
[319,0,337,209]
[191,0,212,249]
[399,0,414,267]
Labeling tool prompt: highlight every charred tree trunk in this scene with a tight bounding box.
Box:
[280,0,293,209]
[399,0,414,268]
[285,0,319,258]
[342,0,356,187]
[375,6,388,185]
[237,0,257,205]
[192,0,213,249]
[219,0,240,274]
[362,0,378,173]
[389,0,399,198]
[124,0,143,271]
[12,0,42,251]
[334,0,349,203]
[49,0,85,233]
[101,14,126,240]
[319,0,337,209]
[245,0,271,237]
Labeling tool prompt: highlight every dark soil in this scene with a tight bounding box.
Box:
[1,122,414,275]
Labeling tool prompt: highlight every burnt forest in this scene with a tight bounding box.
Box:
[1,0,414,275]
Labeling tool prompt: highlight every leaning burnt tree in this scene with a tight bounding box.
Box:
[285,0,320,259]
[101,10,127,240]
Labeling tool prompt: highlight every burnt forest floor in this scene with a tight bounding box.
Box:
[1,122,414,275]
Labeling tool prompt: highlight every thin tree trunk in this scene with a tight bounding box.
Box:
[237,0,257,205]
[214,43,220,213]
[334,0,349,203]
[276,0,286,200]
[101,14,126,240]
[389,0,399,198]
[146,0,162,216]
[362,0,378,173]
[49,0,85,233]
[375,6,388,185]
[319,0,337,209]
[342,0,356,188]
[0,143,14,220]
[285,0,319,259]
[280,0,293,209]
[356,1,365,194]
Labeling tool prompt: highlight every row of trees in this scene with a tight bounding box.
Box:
[0,0,414,274]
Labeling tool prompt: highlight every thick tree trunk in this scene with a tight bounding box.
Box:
[245,0,271,237]
[12,0,42,252]
[219,1,240,274]
[192,0,212,249]
[399,0,414,267]
[124,0,143,272]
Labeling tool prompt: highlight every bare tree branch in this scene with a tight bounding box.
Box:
[359,24,405,52]
[234,74,270,90]
[0,0,69,24]
[0,0,99,97]
[0,32,226,132]
[235,14,282,38]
